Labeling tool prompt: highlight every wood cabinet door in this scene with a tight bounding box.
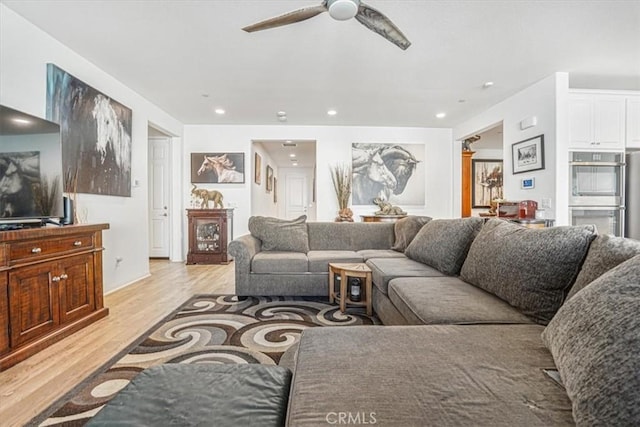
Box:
[0,273,9,355]
[58,253,95,324]
[8,262,60,347]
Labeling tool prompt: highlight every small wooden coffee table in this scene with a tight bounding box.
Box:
[328,263,373,316]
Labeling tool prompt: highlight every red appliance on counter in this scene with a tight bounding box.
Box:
[519,200,538,219]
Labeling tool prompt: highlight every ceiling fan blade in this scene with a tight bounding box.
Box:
[242,3,328,33]
[355,2,411,50]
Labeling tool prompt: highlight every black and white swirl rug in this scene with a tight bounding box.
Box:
[33,295,379,426]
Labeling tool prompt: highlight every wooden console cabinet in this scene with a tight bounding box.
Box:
[0,224,109,371]
[186,209,233,265]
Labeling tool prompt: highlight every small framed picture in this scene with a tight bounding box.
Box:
[254,152,262,185]
[266,165,274,192]
[512,134,544,174]
[273,177,278,203]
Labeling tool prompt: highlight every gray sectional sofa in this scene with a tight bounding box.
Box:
[228,215,640,426]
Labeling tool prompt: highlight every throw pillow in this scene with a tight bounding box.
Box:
[404,217,484,276]
[566,234,640,300]
[541,254,640,425]
[248,215,310,253]
[391,215,432,252]
[459,219,596,324]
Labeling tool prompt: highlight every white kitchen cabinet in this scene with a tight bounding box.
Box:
[626,96,640,149]
[569,93,626,150]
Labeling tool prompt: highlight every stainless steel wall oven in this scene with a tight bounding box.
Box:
[570,151,625,236]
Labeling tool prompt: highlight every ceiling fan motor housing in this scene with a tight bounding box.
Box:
[328,0,360,21]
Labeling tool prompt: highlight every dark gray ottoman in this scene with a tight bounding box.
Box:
[87,364,292,427]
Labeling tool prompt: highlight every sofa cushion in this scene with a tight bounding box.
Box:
[87,364,291,427]
[307,222,395,251]
[287,325,572,426]
[388,277,533,325]
[404,217,484,276]
[391,215,432,252]
[460,219,596,324]
[307,250,363,273]
[357,249,407,261]
[248,215,310,253]
[541,254,640,426]
[252,251,308,273]
[366,257,444,295]
[567,234,640,300]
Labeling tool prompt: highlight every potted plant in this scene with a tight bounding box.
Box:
[330,162,353,222]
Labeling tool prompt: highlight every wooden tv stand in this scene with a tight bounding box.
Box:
[0,223,109,371]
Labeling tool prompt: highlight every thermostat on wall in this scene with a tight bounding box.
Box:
[521,178,535,189]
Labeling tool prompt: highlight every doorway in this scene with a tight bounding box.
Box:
[148,127,172,258]
[460,123,504,217]
[251,140,317,220]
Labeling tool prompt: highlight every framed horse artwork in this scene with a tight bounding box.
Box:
[46,64,132,197]
[191,152,245,184]
[351,143,425,206]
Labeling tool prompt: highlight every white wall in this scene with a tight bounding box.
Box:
[184,125,454,240]
[0,5,184,292]
[454,72,570,222]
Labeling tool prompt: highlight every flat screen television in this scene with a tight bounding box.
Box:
[0,105,64,225]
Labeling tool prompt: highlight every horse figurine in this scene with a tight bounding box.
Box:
[373,197,406,216]
[197,154,243,183]
[190,184,224,209]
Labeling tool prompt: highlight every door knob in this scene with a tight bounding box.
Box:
[163,213,168,217]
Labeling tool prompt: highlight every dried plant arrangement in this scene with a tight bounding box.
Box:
[330,162,353,222]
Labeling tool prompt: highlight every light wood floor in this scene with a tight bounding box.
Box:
[0,260,236,427]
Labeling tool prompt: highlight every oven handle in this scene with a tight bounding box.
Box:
[569,206,625,210]
[569,161,625,166]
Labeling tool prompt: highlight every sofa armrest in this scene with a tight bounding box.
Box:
[229,234,262,295]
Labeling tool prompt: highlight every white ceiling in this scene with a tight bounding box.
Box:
[3,0,640,130]
[255,139,317,168]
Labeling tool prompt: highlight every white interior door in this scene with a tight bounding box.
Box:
[285,173,308,219]
[149,138,170,257]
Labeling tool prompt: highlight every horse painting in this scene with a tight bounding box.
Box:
[352,146,397,204]
[92,94,131,173]
[191,153,245,183]
[351,143,424,205]
[47,64,132,197]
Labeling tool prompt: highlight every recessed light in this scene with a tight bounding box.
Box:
[327,109,337,116]
[289,153,296,158]
[483,81,494,89]
[292,162,298,166]
[278,116,287,122]
[11,118,31,125]
[435,112,446,119]
[214,108,225,115]
[277,111,287,117]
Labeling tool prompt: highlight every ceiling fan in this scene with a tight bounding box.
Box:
[242,0,411,50]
